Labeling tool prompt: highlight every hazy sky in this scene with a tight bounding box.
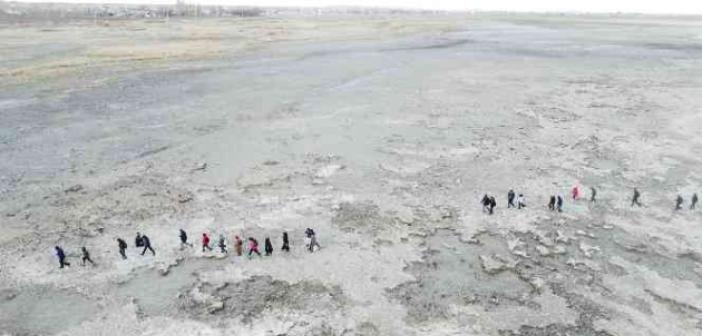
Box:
[11,0,702,14]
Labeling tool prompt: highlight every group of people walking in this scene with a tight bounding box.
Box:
[54,227,321,269]
[53,246,95,269]
[52,185,700,269]
[484,186,698,215]
[182,230,294,257]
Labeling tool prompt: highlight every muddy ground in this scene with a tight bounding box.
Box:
[1,10,702,336]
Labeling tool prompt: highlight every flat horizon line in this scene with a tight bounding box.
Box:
[4,1,702,16]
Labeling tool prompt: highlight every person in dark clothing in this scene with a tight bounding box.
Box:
[281,232,290,252]
[179,229,192,249]
[117,238,128,259]
[202,233,213,252]
[675,195,684,211]
[556,196,563,212]
[548,196,556,211]
[631,188,642,207]
[489,196,497,215]
[248,237,261,257]
[590,187,597,203]
[218,235,227,254]
[135,232,144,248]
[507,190,516,208]
[481,194,490,213]
[692,193,698,210]
[305,228,321,252]
[264,238,273,256]
[55,246,70,268]
[81,247,95,266]
[140,234,155,256]
[305,228,315,238]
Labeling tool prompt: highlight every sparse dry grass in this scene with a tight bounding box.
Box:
[0,17,461,88]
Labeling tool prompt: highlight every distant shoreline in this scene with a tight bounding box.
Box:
[3,1,702,20]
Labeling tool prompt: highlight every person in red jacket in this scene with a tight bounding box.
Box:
[571,186,580,200]
[202,233,213,252]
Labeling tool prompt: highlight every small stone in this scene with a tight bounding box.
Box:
[65,184,83,193]
[193,162,207,171]
[536,244,552,256]
[178,192,194,203]
[552,245,567,255]
[529,277,546,293]
[207,301,224,314]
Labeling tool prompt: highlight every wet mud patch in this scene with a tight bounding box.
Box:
[114,258,219,317]
[0,285,99,335]
[180,275,347,324]
[500,284,613,336]
[332,201,398,234]
[388,226,620,332]
[387,229,534,324]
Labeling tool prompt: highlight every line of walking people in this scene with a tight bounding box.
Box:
[52,187,699,269]
[54,227,322,269]
[481,186,698,215]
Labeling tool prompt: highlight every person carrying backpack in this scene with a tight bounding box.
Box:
[179,229,192,249]
[140,234,155,256]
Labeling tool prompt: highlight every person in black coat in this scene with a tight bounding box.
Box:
[281,232,290,252]
[631,188,642,207]
[507,190,516,208]
[489,196,497,215]
[179,229,192,249]
[55,246,70,268]
[81,247,95,266]
[140,234,155,256]
[548,196,556,211]
[117,238,128,259]
[692,193,698,210]
[264,238,273,256]
[675,195,684,211]
[481,194,490,213]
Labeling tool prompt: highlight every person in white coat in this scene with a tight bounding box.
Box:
[517,194,526,209]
